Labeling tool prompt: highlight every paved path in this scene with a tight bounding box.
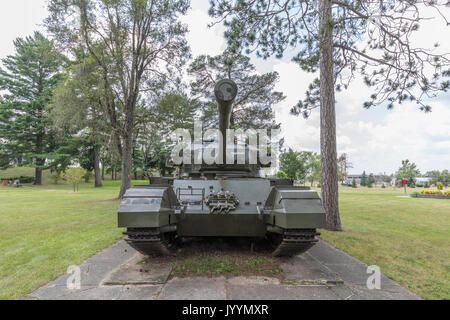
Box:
[24,240,420,300]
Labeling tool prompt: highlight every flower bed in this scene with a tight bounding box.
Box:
[416,190,450,199]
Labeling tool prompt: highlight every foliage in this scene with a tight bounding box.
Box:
[46,0,190,198]
[276,171,288,179]
[0,32,66,184]
[209,0,450,114]
[436,182,444,191]
[352,178,357,188]
[426,170,450,187]
[361,171,367,187]
[50,172,62,185]
[188,50,285,130]
[63,168,87,192]
[279,148,306,180]
[395,160,421,182]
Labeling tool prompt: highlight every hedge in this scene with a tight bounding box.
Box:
[0,176,35,184]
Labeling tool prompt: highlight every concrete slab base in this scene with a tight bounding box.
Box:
[24,240,421,300]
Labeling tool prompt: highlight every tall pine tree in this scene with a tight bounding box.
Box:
[0,32,65,184]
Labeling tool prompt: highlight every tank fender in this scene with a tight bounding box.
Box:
[118,186,180,228]
[264,186,326,229]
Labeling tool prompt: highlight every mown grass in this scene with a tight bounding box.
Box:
[319,186,450,300]
[1,170,449,300]
[0,179,146,300]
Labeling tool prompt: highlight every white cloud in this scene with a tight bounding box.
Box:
[180,8,226,57]
[0,0,48,59]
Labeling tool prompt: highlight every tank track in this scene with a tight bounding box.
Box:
[271,229,320,257]
[124,228,175,256]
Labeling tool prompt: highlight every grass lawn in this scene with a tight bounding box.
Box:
[1,171,449,300]
[0,179,146,300]
[319,186,450,300]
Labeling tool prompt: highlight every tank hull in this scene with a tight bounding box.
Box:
[118,178,326,256]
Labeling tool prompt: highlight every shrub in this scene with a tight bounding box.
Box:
[276,171,288,179]
[411,192,420,198]
[0,175,35,184]
[50,172,62,184]
[83,170,93,183]
[63,168,87,192]
[352,178,357,188]
[436,182,444,190]
[381,184,386,188]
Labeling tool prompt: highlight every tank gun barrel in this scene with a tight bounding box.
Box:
[214,79,238,163]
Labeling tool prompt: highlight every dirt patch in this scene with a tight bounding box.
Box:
[138,237,288,280]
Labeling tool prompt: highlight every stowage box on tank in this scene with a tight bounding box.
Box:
[118,79,326,256]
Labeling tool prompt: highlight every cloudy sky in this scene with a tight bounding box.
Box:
[1,0,449,175]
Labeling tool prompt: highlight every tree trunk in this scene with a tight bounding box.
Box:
[118,104,135,199]
[319,0,342,231]
[101,163,105,180]
[34,167,43,185]
[93,147,103,188]
[34,132,44,185]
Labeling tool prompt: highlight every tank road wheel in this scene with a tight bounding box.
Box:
[269,229,320,257]
[123,228,177,256]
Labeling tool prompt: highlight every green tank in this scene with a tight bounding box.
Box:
[118,79,326,256]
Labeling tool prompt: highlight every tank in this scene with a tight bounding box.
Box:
[118,79,326,256]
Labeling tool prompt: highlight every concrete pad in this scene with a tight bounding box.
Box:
[159,277,226,300]
[227,284,339,300]
[103,254,172,285]
[26,239,421,300]
[307,241,362,265]
[27,282,95,300]
[331,285,421,300]
[322,262,410,293]
[227,276,280,286]
[58,286,123,300]
[119,285,162,300]
[281,254,342,285]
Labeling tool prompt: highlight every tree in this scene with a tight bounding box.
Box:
[0,32,66,185]
[47,0,190,198]
[351,178,357,188]
[361,171,367,187]
[63,167,86,192]
[367,173,374,188]
[209,1,450,231]
[395,160,420,183]
[134,92,200,177]
[50,53,110,188]
[188,50,285,130]
[337,153,353,182]
[279,148,306,181]
[305,152,321,187]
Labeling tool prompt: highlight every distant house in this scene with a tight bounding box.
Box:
[347,174,362,184]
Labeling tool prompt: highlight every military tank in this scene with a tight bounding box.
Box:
[118,79,326,257]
